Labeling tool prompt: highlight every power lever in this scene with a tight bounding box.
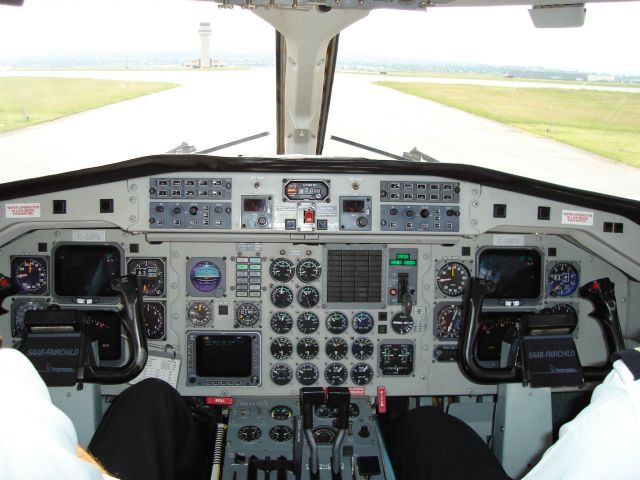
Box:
[300,387,325,480]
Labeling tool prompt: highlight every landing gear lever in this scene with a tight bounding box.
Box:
[327,387,351,480]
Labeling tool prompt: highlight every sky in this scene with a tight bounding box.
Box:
[0,0,638,74]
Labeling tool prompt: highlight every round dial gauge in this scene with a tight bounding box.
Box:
[142,301,165,339]
[436,262,471,297]
[235,302,260,326]
[270,405,293,421]
[435,304,463,340]
[270,363,293,386]
[352,312,374,334]
[189,260,221,293]
[238,425,261,442]
[315,404,360,418]
[127,258,165,296]
[312,426,336,445]
[269,425,294,442]
[351,337,374,360]
[324,362,348,385]
[269,258,295,283]
[296,258,321,283]
[391,312,414,335]
[297,312,320,334]
[326,312,348,334]
[547,263,580,297]
[12,257,48,295]
[271,286,294,308]
[325,337,349,360]
[350,363,374,386]
[296,362,319,385]
[297,286,320,309]
[296,337,319,360]
[187,302,213,327]
[270,337,294,360]
[550,303,578,317]
[12,298,48,334]
[270,311,293,334]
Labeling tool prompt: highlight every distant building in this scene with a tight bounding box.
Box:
[587,73,616,82]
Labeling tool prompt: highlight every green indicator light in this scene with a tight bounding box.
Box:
[236,264,249,270]
[390,260,403,266]
[396,253,410,260]
[403,260,417,266]
[249,264,262,270]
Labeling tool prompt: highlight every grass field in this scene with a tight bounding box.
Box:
[0,77,178,133]
[377,81,640,167]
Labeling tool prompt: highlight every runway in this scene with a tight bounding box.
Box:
[1,68,638,200]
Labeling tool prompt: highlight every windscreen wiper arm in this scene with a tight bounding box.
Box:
[167,131,270,155]
[330,135,438,162]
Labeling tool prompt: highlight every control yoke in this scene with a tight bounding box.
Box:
[460,276,626,386]
[19,275,148,387]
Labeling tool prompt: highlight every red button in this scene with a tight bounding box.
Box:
[304,209,315,224]
[0,278,9,288]
[205,396,234,406]
[377,386,387,414]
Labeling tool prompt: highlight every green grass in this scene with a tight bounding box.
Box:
[0,77,178,133]
[377,81,640,167]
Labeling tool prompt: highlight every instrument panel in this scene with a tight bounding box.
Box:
[0,166,636,398]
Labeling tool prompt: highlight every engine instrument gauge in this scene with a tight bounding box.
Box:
[296,337,319,359]
[325,337,349,360]
[435,304,463,340]
[326,311,348,334]
[391,312,413,334]
[270,405,293,420]
[297,311,320,334]
[142,301,165,339]
[127,258,165,296]
[11,298,48,334]
[235,302,260,326]
[269,258,295,283]
[271,286,294,308]
[270,337,294,359]
[312,426,337,445]
[379,343,414,375]
[436,262,471,297]
[350,363,374,386]
[269,425,294,442]
[189,260,222,293]
[270,363,293,385]
[270,311,293,334]
[238,425,261,442]
[296,258,321,283]
[547,262,580,297]
[296,286,320,309]
[11,256,48,295]
[296,362,319,385]
[351,337,374,360]
[187,302,213,327]
[324,362,348,385]
[352,312,374,334]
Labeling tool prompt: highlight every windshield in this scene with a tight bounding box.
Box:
[0,0,638,199]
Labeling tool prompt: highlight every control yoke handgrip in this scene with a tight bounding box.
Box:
[83,275,148,384]
[579,278,625,352]
[459,277,520,384]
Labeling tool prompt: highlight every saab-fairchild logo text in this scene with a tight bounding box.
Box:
[27,348,80,357]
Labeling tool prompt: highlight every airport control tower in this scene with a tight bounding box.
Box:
[199,22,212,68]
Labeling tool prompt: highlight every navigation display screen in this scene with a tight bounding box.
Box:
[54,244,121,297]
[478,249,541,299]
[196,335,253,377]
